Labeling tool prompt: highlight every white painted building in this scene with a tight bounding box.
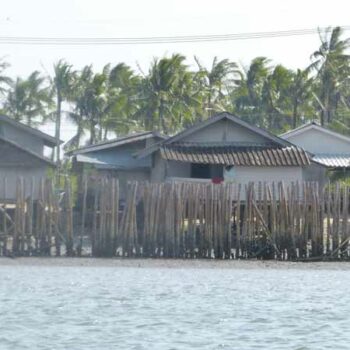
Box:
[280,121,350,169]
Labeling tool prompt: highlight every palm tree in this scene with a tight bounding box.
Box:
[138,54,191,134]
[102,63,140,137]
[233,57,271,125]
[51,60,75,164]
[4,71,52,126]
[261,65,294,130]
[289,69,314,128]
[82,68,107,144]
[195,56,240,117]
[66,65,106,146]
[67,64,139,147]
[309,26,350,125]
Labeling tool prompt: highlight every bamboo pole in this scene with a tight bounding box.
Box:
[78,176,88,257]
[64,178,74,256]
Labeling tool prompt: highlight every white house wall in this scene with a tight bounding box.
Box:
[283,128,350,154]
[233,166,303,187]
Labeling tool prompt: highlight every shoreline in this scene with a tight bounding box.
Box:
[1,257,350,269]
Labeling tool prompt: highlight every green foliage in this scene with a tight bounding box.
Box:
[309,26,350,125]
[4,71,52,126]
[329,169,350,184]
[2,26,350,151]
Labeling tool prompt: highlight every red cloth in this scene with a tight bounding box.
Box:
[212,177,223,184]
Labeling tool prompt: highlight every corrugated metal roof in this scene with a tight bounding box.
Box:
[76,151,151,170]
[76,154,109,166]
[160,144,310,166]
[313,154,350,168]
[71,131,166,155]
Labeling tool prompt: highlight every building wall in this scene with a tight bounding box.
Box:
[302,163,327,186]
[79,166,150,199]
[231,166,303,186]
[0,121,44,155]
[166,160,191,178]
[150,152,167,182]
[158,157,304,187]
[283,128,350,154]
[0,167,48,201]
[153,150,305,187]
[181,119,270,144]
[114,169,150,198]
[0,140,51,200]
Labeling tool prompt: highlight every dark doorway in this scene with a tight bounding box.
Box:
[191,163,211,179]
[191,164,223,179]
[211,165,224,178]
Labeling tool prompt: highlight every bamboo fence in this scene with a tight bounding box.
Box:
[0,177,350,260]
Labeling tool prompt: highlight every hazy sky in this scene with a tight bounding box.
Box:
[1,0,349,140]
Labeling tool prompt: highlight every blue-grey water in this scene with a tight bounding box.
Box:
[0,264,349,350]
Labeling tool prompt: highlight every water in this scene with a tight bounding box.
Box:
[0,264,349,350]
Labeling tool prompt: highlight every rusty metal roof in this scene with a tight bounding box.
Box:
[313,154,350,168]
[160,143,310,166]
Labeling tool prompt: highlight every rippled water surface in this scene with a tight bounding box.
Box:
[0,264,349,350]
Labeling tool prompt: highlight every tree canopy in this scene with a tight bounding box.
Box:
[1,26,350,151]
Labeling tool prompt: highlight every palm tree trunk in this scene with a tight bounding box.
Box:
[324,89,331,125]
[320,110,325,126]
[55,94,62,169]
[98,115,103,141]
[159,99,168,134]
[103,127,108,140]
[76,114,84,147]
[292,102,298,128]
[89,119,96,145]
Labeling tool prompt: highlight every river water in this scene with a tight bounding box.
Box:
[0,263,349,350]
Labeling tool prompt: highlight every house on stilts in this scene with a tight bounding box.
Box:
[0,115,60,201]
[70,112,325,195]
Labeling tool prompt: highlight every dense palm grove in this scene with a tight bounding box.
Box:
[1,26,350,159]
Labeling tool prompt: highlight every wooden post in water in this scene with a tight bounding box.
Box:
[78,176,88,257]
[64,177,74,256]
[92,179,99,257]
[2,178,8,254]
